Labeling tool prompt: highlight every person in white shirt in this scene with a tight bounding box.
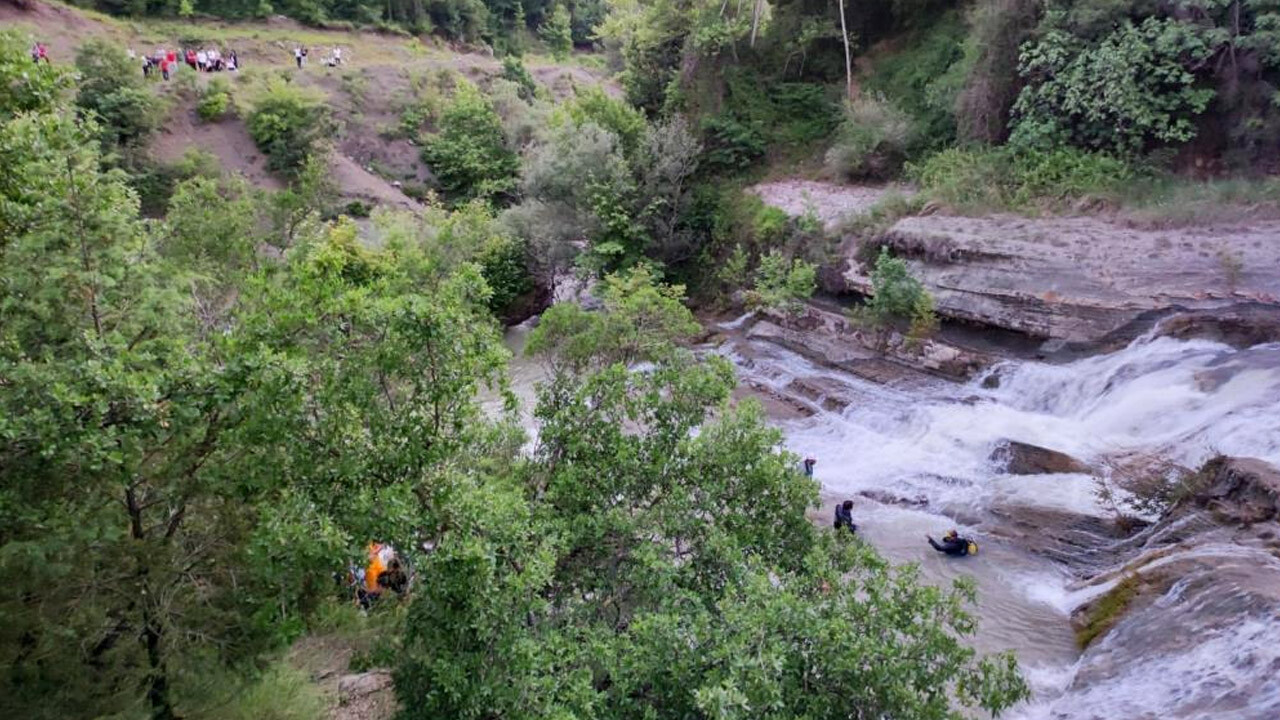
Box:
[196,49,207,71]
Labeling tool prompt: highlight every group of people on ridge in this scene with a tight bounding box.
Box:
[138,46,239,80]
[294,46,344,69]
[808,455,979,557]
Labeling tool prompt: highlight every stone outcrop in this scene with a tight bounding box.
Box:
[750,304,995,381]
[836,214,1280,343]
[1172,455,1280,526]
[990,439,1093,475]
[1030,457,1280,718]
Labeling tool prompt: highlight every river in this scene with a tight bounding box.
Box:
[501,313,1280,717]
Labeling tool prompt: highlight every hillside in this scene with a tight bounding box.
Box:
[3,0,616,213]
[3,1,1280,720]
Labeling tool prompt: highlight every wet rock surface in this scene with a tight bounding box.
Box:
[992,439,1094,476]
[1032,457,1280,719]
[749,304,996,381]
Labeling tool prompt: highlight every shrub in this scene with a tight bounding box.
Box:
[954,0,1039,143]
[851,247,934,331]
[74,38,161,149]
[247,81,333,176]
[700,113,765,172]
[501,56,537,101]
[863,11,967,149]
[343,200,372,218]
[824,94,918,180]
[197,78,232,122]
[1011,17,1217,155]
[539,2,573,60]
[566,86,647,155]
[421,81,519,203]
[748,251,817,313]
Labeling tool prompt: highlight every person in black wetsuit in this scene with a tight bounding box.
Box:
[833,500,857,535]
[927,529,971,556]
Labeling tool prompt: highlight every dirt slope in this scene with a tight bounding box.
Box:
[7,0,620,210]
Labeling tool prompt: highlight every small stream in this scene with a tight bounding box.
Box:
[500,314,1280,716]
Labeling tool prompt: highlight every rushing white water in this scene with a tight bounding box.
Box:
[503,315,1280,716]
[713,322,1280,716]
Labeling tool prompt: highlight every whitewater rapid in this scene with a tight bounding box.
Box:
[715,320,1280,716]
[502,315,1280,716]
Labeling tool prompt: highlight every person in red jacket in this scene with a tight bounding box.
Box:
[185,48,196,70]
[160,57,171,81]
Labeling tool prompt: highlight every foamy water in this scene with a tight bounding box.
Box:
[713,323,1280,717]
[503,314,1280,717]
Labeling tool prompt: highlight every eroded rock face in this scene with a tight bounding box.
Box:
[1175,455,1280,526]
[1031,457,1280,719]
[750,304,995,381]
[836,214,1280,343]
[991,439,1093,475]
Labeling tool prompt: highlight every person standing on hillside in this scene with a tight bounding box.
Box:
[160,56,171,81]
[195,48,206,71]
[294,46,303,69]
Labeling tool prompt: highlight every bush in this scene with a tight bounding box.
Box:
[501,56,537,101]
[1011,17,1217,155]
[197,78,232,122]
[343,200,372,218]
[954,0,1038,143]
[539,2,573,60]
[700,114,765,172]
[421,81,519,203]
[566,86,647,155]
[824,94,918,181]
[863,11,967,149]
[247,81,333,176]
[74,38,161,150]
[851,247,935,333]
[748,251,816,313]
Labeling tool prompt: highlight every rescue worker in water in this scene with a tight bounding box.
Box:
[927,529,975,556]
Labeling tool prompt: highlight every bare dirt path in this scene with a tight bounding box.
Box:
[751,179,911,230]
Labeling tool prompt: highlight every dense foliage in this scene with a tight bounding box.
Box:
[247,81,333,175]
[396,269,1029,718]
[421,80,520,203]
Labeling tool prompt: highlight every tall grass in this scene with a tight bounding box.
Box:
[907,146,1132,213]
[178,659,326,720]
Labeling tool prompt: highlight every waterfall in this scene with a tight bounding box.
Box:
[715,322,1280,717]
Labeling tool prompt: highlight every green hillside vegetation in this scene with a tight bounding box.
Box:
[3,0,1279,714]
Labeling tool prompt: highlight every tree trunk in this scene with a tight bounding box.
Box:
[143,610,177,720]
[837,0,854,100]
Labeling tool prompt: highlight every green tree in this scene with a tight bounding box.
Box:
[396,269,1029,719]
[851,246,936,332]
[749,250,816,313]
[247,80,333,176]
[540,2,574,60]
[422,81,519,203]
[74,37,162,151]
[0,62,296,720]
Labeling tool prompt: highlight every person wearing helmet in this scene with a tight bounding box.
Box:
[927,529,972,556]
